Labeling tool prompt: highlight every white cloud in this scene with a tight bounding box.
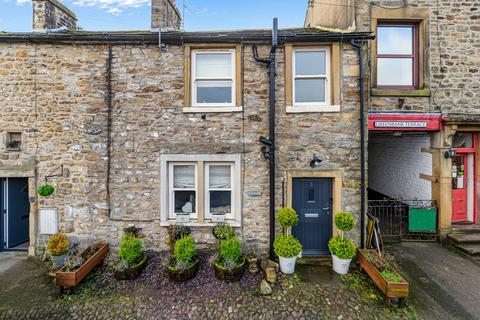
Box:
[15,0,150,14]
[73,0,149,9]
[107,7,121,15]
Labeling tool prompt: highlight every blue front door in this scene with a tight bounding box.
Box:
[292,178,333,256]
[0,178,30,250]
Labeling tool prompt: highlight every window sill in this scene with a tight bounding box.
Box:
[286,105,341,113]
[183,106,243,113]
[371,88,431,97]
[159,220,241,227]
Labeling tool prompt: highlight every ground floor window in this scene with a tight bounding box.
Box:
[160,154,241,223]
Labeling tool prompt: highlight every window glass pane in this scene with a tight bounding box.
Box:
[294,78,326,103]
[378,26,413,55]
[174,191,196,213]
[377,58,413,86]
[196,53,231,78]
[209,165,231,189]
[210,191,231,215]
[295,51,326,76]
[452,133,473,148]
[196,80,232,104]
[173,165,195,188]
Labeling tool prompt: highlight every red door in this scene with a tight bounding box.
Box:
[452,154,468,222]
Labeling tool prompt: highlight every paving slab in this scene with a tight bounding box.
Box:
[390,242,480,320]
[0,252,27,273]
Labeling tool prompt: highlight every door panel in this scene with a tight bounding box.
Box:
[452,155,468,222]
[0,179,4,251]
[6,178,29,248]
[292,178,332,256]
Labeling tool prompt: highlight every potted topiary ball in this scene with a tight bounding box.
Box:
[276,208,299,235]
[167,235,199,282]
[213,235,246,282]
[112,234,148,280]
[273,234,302,274]
[328,212,356,275]
[47,232,70,269]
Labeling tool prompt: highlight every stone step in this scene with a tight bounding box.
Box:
[453,243,480,256]
[447,233,480,244]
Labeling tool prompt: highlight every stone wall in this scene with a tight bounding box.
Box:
[32,0,77,30]
[356,0,480,114]
[0,40,362,254]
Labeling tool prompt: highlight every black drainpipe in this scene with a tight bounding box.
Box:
[351,39,366,248]
[253,18,278,260]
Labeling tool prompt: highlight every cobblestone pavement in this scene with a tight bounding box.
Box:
[0,251,419,320]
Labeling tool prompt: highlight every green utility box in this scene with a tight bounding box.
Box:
[408,207,437,232]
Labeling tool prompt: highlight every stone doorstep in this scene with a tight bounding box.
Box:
[296,256,331,266]
[452,243,480,256]
[447,233,480,244]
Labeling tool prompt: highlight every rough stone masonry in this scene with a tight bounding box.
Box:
[0,39,362,255]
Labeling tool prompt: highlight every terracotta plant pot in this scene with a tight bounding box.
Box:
[114,253,148,280]
[167,258,200,282]
[56,243,109,288]
[214,256,246,282]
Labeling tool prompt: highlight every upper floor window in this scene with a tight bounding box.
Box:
[377,23,418,89]
[293,48,330,105]
[191,50,236,107]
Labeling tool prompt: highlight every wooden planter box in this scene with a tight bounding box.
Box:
[56,243,109,289]
[357,249,409,303]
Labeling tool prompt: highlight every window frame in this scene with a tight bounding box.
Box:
[292,47,331,106]
[191,49,236,107]
[205,163,235,220]
[168,162,198,219]
[376,22,419,90]
[160,154,242,224]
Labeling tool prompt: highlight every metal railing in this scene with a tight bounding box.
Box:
[367,199,437,242]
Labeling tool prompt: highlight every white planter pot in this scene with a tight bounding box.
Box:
[176,214,190,224]
[331,254,352,275]
[278,256,297,274]
[211,214,226,223]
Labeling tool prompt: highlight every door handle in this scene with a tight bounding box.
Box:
[322,207,330,211]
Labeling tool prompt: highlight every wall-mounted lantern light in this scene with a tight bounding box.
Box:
[444,148,456,159]
[310,154,323,168]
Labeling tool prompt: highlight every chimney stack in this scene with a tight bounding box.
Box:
[304,0,355,31]
[32,0,77,31]
[151,0,182,31]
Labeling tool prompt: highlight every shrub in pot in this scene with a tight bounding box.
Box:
[213,235,246,282]
[112,235,147,280]
[328,212,356,275]
[212,222,235,241]
[273,234,302,274]
[167,235,199,282]
[47,233,69,269]
[37,183,55,197]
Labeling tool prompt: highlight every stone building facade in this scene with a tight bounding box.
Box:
[0,2,372,256]
[358,0,480,235]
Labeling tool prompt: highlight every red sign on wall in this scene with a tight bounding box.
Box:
[368,113,445,131]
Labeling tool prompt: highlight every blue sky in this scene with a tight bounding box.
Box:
[0,0,308,32]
